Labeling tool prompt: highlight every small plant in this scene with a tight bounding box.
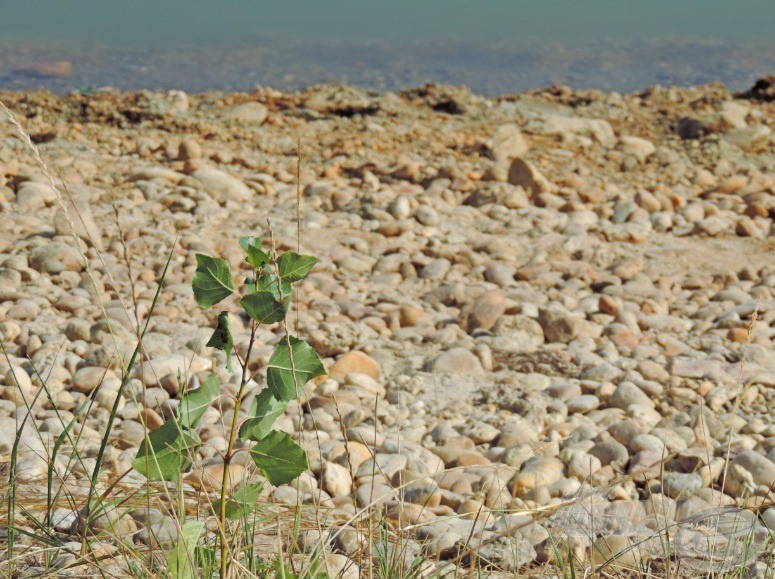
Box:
[132,235,325,577]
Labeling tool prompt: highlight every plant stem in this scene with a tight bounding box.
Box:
[219,319,258,578]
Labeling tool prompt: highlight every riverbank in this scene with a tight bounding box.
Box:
[0,79,774,576]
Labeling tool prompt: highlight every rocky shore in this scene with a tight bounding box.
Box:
[0,79,774,576]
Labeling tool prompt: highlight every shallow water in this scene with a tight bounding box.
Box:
[1,1,773,94]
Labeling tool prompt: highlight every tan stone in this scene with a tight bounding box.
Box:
[329,351,381,382]
[322,462,353,498]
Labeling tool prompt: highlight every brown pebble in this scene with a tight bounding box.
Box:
[609,327,640,349]
[455,452,491,467]
[599,295,622,316]
[329,351,382,382]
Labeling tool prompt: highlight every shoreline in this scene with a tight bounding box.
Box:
[2,35,773,96]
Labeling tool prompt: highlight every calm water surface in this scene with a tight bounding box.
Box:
[1,1,773,94]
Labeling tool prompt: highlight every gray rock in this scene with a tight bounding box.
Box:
[355,480,396,508]
[582,362,622,382]
[189,168,253,203]
[725,450,775,497]
[609,382,655,410]
[427,348,484,375]
[29,243,84,273]
[419,258,451,280]
[134,517,179,547]
[52,508,78,533]
[662,472,703,499]
[382,439,445,476]
[566,394,600,414]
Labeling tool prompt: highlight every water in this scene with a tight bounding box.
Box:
[1,1,773,95]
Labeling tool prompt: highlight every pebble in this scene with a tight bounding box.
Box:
[538,305,584,343]
[592,535,646,569]
[566,394,600,414]
[609,382,655,410]
[223,102,269,124]
[188,167,254,203]
[618,136,656,161]
[329,351,382,382]
[29,243,84,273]
[134,517,179,547]
[662,472,703,498]
[71,366,119,394]
[178,138,202,160]
[507,158,550,194]
[428,347,484,375]
[513,457,565,493]
[322,462,353,497]
[459,289,507,333]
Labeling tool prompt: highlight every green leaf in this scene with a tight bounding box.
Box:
[178,374,220,429]
[267,336,326,402]
[250,431,307,486]
[257,273,292,301]
[166,520,204,579]
[240,291,289,325]
[206,311,234,372]
[192,254,235,308]
[277,252,318,282]
[212,481,265,521]
[133,420,198,481]
[239,236,270,270]
[239,389,287,442]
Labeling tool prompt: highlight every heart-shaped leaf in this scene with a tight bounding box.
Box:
[239,389,287,442]
[133,420,199,481]
[192,254,235,308]
[277,252,318,282]
[250,431,307,486]
[239,236,270,270]
[257,273,291,301]
[178,373,220,429]
[267,336,326,401]
[240,290,289,325]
